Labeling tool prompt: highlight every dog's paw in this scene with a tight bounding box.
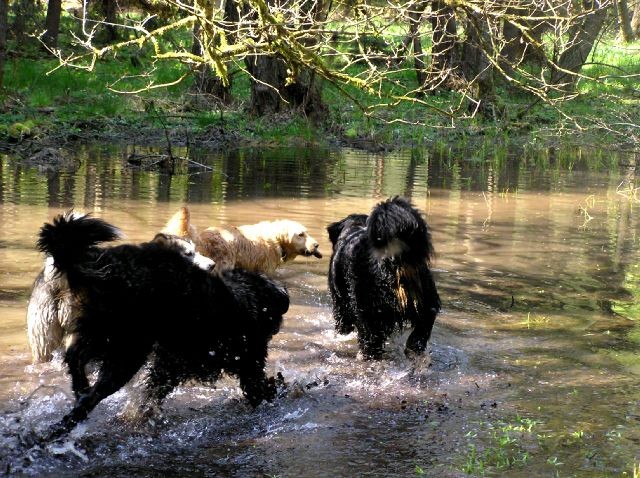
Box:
[44,420,71,443]
[272,372,289,399]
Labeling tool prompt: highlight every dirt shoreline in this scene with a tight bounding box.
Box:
[2,117,637,173]
[1,122,392,173]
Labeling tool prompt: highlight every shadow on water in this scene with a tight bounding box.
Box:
[0,144,640,476]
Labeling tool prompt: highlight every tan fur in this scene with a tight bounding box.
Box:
[395,266,423,314]
[162,206,198,240]
[163,207,322,274]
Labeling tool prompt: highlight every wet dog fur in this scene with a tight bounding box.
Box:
[37,212,288,439]
[163,206,322,273]
[327,197,441,359]
[26,214,215,363]
[26,260,76,363]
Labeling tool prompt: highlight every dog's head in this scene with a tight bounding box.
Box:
[152,233,215,272]
[326,214,367,246]
[280,221,322,261]
[367,197,434,263]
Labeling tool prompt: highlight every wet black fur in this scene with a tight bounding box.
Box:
[327,197,440,359]
[37,212,289,439]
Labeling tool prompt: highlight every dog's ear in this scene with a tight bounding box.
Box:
[327,214,367,245]
[162,206,197,239]
[327,219,346,245]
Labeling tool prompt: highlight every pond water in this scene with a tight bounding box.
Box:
[0,144,639,476]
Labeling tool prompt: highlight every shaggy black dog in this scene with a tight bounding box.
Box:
[327,197,441,359]
[26,227,216,363]
[37,212,289,439]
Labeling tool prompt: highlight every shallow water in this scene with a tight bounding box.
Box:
[1,145,639,476]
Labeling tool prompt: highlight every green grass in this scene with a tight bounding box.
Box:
[462,416,539,475]
[460,414,640,477]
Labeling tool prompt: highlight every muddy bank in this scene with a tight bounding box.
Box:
[0,121,248,171]
[5,113,634,175]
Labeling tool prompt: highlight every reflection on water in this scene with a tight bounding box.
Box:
[1,145,640,476]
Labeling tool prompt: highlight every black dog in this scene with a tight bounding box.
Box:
[26,227,216,363]
[327,197,440,359]
[37,212,289,439]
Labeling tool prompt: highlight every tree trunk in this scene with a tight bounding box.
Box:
[460,11,499,118]
[42,0,62,49]
[406,1,428,90]
[617,0,635,42]
[243,0,327,117]
[190,21,232,105]
[245,56,324,117]
[550,1,609,90]
[99,0,118,43]
[0,0,7,89]
[427,0,460,91]
[500,18,546,67]
[631,0,640,38]
[11,0,36,43]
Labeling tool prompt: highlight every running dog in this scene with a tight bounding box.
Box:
[163,206,322,273]
[26,213,214,363]
[37,212,289,439]
[327,197,441,359]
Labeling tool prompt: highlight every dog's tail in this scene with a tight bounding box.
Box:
[37,212,122,273]
[367,196,434,263]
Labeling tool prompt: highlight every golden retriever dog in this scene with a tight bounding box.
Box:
[163,207,322,273]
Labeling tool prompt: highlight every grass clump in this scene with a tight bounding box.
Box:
[462,416,539,476]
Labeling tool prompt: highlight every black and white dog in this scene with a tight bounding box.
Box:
[37,212,289,439]
[327,197,440,359]
[26,222,215,363]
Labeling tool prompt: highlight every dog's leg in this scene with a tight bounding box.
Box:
[328,265,355,335]
[236,358,276,407]
[357,328,386,360]
[240,373,277,407]
[332,302,355,335]
[64,338,93,399]
[49,355,146,440]
[405,295,438,355]
[404,268,440,356]
[405,319,433,355]
[144,350,191,405]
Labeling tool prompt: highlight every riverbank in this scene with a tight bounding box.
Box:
[2,54,639,164]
